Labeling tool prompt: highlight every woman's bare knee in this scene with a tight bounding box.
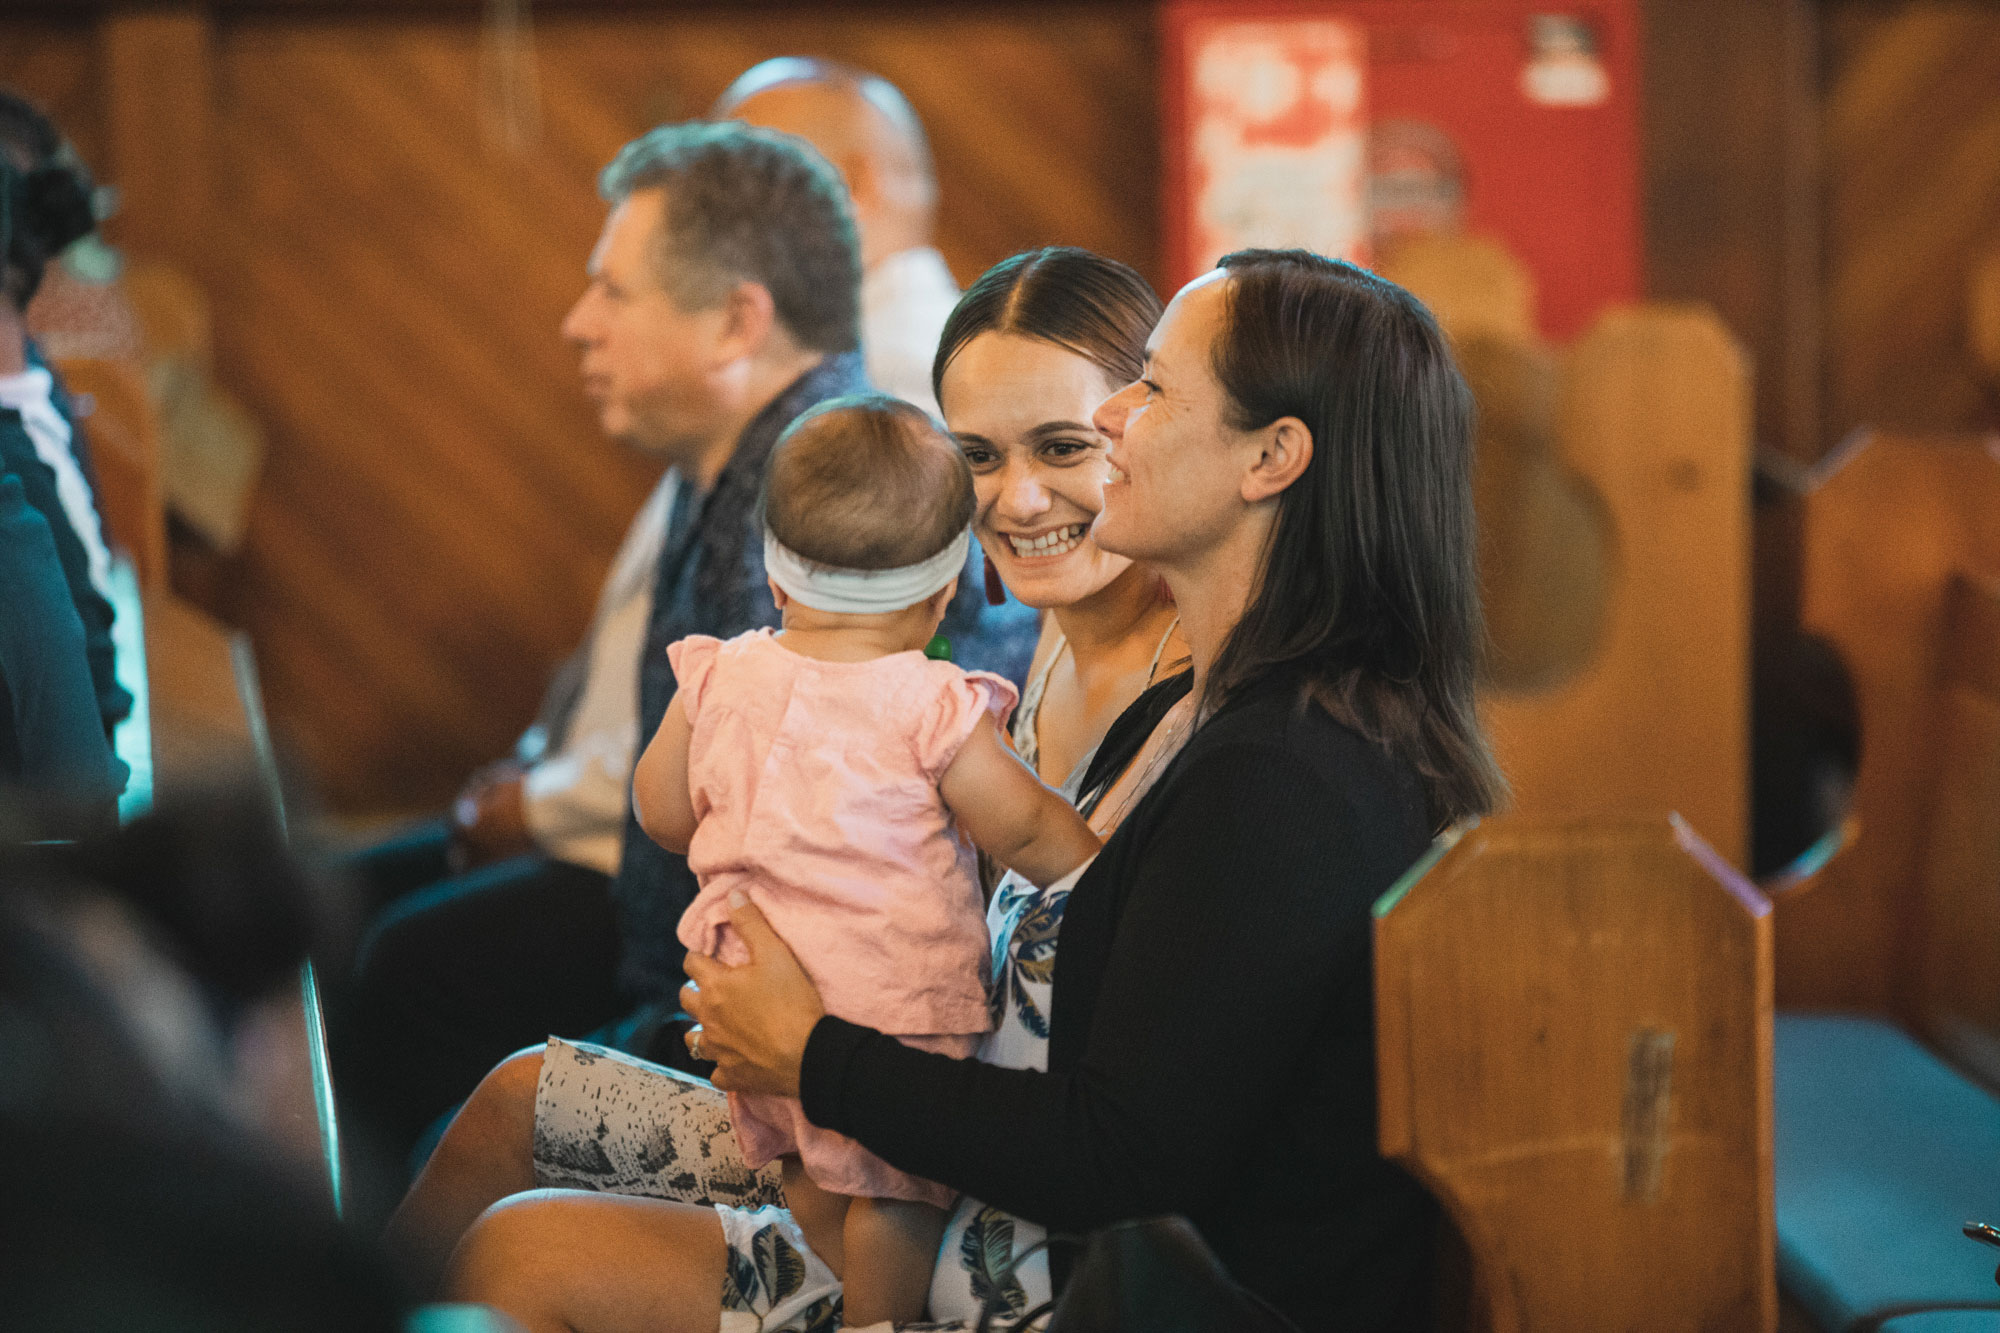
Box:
[385,1046,548,1297]
[462,1047,545,1140]
[446,1190,729,1333]
[446,1192,558,1301]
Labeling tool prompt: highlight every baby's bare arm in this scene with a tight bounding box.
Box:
[939,719,1101,887]
[631,693,699,854]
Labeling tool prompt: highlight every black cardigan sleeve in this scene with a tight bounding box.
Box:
[798,736,1384,1232]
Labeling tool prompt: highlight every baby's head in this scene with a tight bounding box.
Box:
[762,393,975,626]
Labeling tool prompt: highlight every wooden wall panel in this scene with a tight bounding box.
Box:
[0,20,106,172]
[1642,0,1819,461]
[1823,2,2000,442]
[201,10,1156,813]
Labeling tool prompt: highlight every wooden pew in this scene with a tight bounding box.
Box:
[1971,244,2000,388]
[1912,572,2000,1085]
[1765,434,2000,1330]
[1374,814,1775,1333]
[139,587,344,1216]
[1455,333,1611,692]
[90,335,340,1213]
[143,590,256,791]
[55,263,342,1214]
[1377,232,1538,345]
[1380,236,1753,868]
[1487,306,1750,866]
[1778,433,2000,1015]
[53,356,168,593]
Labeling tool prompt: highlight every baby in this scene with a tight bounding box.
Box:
[634,393,1100,1327]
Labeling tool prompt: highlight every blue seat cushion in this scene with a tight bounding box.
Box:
[1877,1316,2000,1333]
[1777,1013,2000,1331]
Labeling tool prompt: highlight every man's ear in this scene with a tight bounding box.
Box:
[1241,416,1314,504]
[767,577,790,611]
[838,152,878,220]
[716,280,779,364]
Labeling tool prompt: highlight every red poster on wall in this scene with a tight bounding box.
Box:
[1162,0,1641,342]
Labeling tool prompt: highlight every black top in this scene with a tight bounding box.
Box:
[801,667,1440,1331]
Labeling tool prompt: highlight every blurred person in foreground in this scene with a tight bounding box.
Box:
[713,57,960,418]
[0,775,405,1330]
[334,121,1035,1208]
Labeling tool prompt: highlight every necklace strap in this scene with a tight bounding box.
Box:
[1143,615,1183,686]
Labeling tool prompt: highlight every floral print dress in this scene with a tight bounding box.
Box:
[920,866,1072,1328]
[531,864,1073,1333]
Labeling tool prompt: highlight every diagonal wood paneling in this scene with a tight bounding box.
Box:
[0,20,105,169]
[186,10,1156,813]
[1824,2,2000,441]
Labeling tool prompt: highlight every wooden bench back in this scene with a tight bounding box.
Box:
[1382,235,1753,867]
[1375,815,1775,1333]
[1971,243,2000,387]
[1912,572,2000,1086]
[1780,435,2000,1016]
[55,356,168,591]
[143,590,256,795]
[138,592,339,1209]
[1483,307,1751,866]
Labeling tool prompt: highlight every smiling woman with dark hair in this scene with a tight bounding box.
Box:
[402,248,1500,1333]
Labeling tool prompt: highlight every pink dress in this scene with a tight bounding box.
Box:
[668,628,1016,1206]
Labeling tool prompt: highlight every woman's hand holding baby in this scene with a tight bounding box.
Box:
[681,891,826,1097]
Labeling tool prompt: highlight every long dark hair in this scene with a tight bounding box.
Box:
[933,246,1162,404]
[0,92,95,313]
[1208,248,1505,825]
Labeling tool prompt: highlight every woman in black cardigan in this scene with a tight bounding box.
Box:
[443,250,1504,1331]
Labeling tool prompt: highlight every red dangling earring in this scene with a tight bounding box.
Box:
[985,556,1007,606]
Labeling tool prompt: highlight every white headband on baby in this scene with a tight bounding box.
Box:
[763,527,970,615]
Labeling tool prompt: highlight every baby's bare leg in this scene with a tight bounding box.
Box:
[841,1196,949,1327]
[780,1157,849,1278]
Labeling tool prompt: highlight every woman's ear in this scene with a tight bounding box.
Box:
[1241,416,1314,504]
[767,577,790,611]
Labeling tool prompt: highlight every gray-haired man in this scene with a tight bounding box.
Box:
[336,123,1033,1191]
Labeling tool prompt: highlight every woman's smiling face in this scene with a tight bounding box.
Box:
[1090,271,1246,569]
[938,332,1135,610]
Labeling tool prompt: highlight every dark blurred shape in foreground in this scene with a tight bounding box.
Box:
[0,769,405,1329]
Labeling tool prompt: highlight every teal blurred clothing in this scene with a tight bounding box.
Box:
[0,468,122,813]
[0,398,131,753]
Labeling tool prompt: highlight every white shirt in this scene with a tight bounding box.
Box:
[861,246,960,419]
[519,470,679,875]
[0,364,116,603]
